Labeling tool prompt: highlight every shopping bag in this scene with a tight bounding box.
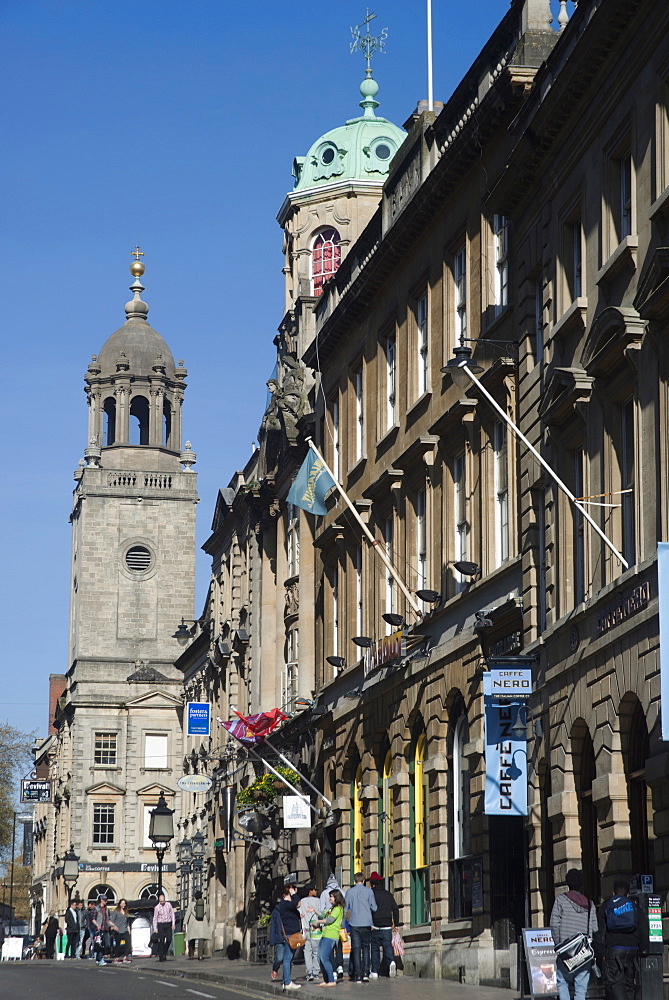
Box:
[391,926,404,957]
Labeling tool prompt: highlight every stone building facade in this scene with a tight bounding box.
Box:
[31,261,198,915]
[297,0,669,985]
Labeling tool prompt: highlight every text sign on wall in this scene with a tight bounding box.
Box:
[483,673,528,816]
[363,629,406,675]
[489,667,533,700]
[21,780,51,803]
[187,702,211,736]
[648,897,663,943]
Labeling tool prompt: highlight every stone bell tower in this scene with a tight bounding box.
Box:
[53,254,198,907]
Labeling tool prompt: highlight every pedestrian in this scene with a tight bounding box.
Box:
[319,874,344,980]
[42,910,60,959]
[345,872,377,983]
[298,883,321,982]
[315,888,346,987]
[152,891,176,963]
[277,880,303,991]
[75,901,87,958]
[550,869,597,1000]
[82,900,97,958]
[269,900,284,981]
[93,895,112,965]
[64,898,79,958]
[184,890,211,960]
[594,878,649,1000]
[111,898,132,963]
[368,872,399,978]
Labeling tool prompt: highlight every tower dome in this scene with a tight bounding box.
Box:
[97,262,176,379]
[83,255,189,464]
[292,74,405,192]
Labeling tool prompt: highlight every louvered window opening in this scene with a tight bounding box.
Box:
[126,546,152,572]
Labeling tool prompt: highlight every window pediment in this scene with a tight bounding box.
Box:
[633,246,669,321]
[580,306,645,377]
[85,781,125,796]
[539,367,594,427]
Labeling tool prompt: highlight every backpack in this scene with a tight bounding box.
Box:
[195,898,205,921]
[604,895,636,932]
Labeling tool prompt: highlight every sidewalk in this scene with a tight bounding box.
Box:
[148,955,518,1000]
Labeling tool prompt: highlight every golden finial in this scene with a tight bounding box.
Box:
[129,245,145,278]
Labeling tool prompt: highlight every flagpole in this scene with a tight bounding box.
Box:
[426,0,434,112]
[305,438,422,618]
[263,737,332,807]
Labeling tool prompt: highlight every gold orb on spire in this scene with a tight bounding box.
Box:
[129,245,145,278]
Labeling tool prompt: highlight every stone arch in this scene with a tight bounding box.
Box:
[619,692,654,876]
[570,718,600,901]
[130,394,149,445]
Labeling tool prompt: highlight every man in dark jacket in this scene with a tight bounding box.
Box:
[64,901,79,958]
[595,879,649,1000]
[368,872,399,978]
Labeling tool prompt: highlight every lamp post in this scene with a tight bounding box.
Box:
[191,830,206,895]
[148,793,174,897]
[62,844,80,906]
[177,837,192,909]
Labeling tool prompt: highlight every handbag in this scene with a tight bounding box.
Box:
[555,933,595,974]
[391,925,404,958]
[280,917,305,950]
[339,928,349,943]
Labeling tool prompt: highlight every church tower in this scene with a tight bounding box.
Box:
[55,255,198,906]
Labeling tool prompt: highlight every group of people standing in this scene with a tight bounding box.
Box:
[550,870,650,1000]
[269,871,400,992]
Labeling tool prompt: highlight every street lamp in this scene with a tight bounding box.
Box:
[191,829,206,895]
[148,793,174,897]
[62,844,80,905]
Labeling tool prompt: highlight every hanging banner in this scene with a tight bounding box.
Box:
[282,795,311,828]
[187,702,211,736]
[483,673,528,816]
[659,544,669,740]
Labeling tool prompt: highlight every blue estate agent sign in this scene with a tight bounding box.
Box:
[187,701,211,736]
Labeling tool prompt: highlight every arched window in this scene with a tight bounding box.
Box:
[311,228,341,297]
[87,883,116,903]
[162,398,172,448]
[350,761,363,877]
[409,728,430,924]
[103,396,116,447]
[377,746,394,883]
[573,725,600,902]
[450,713,472,919]
[622,699,653,876]
[130,395,149,445]
[139,883,168,901]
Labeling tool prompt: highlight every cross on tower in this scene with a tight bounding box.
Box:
[130,246,144,261]
[350,8,388,76]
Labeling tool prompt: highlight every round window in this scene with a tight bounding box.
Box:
[375,143,392,161]
[321,146,336,165]
[125,545,152,572]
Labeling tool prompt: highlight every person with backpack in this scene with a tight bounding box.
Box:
[550,869,598,1000]
[595,879,649,1000]
[184,890,210,960]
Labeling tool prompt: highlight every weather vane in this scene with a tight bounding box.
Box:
[350,9,388,76]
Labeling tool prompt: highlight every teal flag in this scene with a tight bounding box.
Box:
[287,448,336,516]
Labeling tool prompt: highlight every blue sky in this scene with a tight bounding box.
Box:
[0,0,566,741]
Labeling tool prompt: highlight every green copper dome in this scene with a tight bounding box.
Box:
[292,76,405,191]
